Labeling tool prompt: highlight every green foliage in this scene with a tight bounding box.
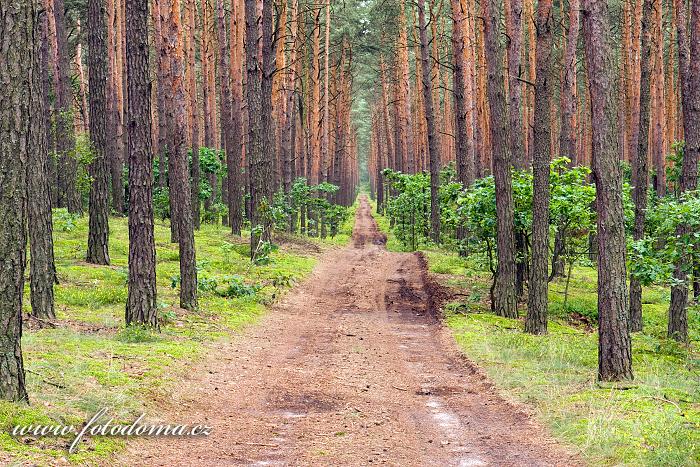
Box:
[665,141,685,197]
[152,187,170,221]
[72,133,96,198]
[272,178,349,238]
[630,190,700,287]
[218,275,261,298]
[382,169,432,250]
[197,147,227,177]
[54,209,81,232]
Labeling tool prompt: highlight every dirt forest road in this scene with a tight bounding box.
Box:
[123,196,580,466]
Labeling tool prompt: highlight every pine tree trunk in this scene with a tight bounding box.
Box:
[229,0,244,236]
[261,0,275,239]
[506,0,525,167]
[53,0,81,213]
[107,0,125,213]
[166,0,198,310]
[629,0,653,333]
[86,0,111,265]
[28,9,58,321]
[186,0,201,230]
[418,0,441,244]
[283,0,299,230]
[125,0,158,327]
[246,0,269,253]
[451,0,474,187]
[398,0,416,174]
[484,0,518,318]
[526,0,553,335]
[582,0,633,381]
[560,0,580,163]
[216,0,236,234]
[0,0,33,402]
[668,0,699,342]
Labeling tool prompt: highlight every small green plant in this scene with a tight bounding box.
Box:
[54,210,81,232]
[218,275,260,298]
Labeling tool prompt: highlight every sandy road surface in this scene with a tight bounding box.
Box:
[121,196,580,466]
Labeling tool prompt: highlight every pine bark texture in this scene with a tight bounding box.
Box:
[451,0,474,187]
[506,0,525,166]
[668,0,699,342]
[125,0,158,327]
[526,0,553,334]
[87,0,111,265]
[186,0,201,230]
[582,0,633,381]
[560,0,580,163]
[484,0,518,318]
[53,0,81,213]
[166,0,198,311]
[0,0,32,402]
[246,0,270,253]
[228,0,245,236]
[418,0,441,244]
[629,0,653,333]
[29,6,58,320]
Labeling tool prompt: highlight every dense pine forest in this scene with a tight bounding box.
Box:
[0,0,698,464]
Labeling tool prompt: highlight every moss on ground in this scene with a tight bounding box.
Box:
[423,247,699,466]
[3,211,345,465]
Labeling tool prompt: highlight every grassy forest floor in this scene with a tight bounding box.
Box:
[372,200,700,466]
[0,207,356,465]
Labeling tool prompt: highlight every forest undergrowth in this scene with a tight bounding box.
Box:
[371,198,699,466]
[0,207,356,465]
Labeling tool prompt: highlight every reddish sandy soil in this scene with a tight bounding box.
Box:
[119,196,581,466]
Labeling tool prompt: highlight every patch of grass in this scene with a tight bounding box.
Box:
[424,248,699,466]
[6,210,351,465]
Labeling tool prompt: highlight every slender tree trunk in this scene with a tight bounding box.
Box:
[53,0,81,213]
[29,9,58,321]
[107,0,125,213]
[283,0,299,228]
[506,0,525,166]
[0,0,33,402]
[651,0,666,196]
[582,0,633,381]
[216,0,237,235]
[86,0,111,265]
[186,0,201,230]
[418,0,441,244]
[125,0,158,327]
[451,0,474,187]
[630,0,653,333]
[560,0,580,163]
[484,0,518,318]
[246,0,270,253]
[74,20,90,133]
[320,0,331,239]
[229,0,244,235]
[166,0,198,310]
[526,0,553,334]
[260,0,275,237]
[398,0,416,174]
[668,0,699,342]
